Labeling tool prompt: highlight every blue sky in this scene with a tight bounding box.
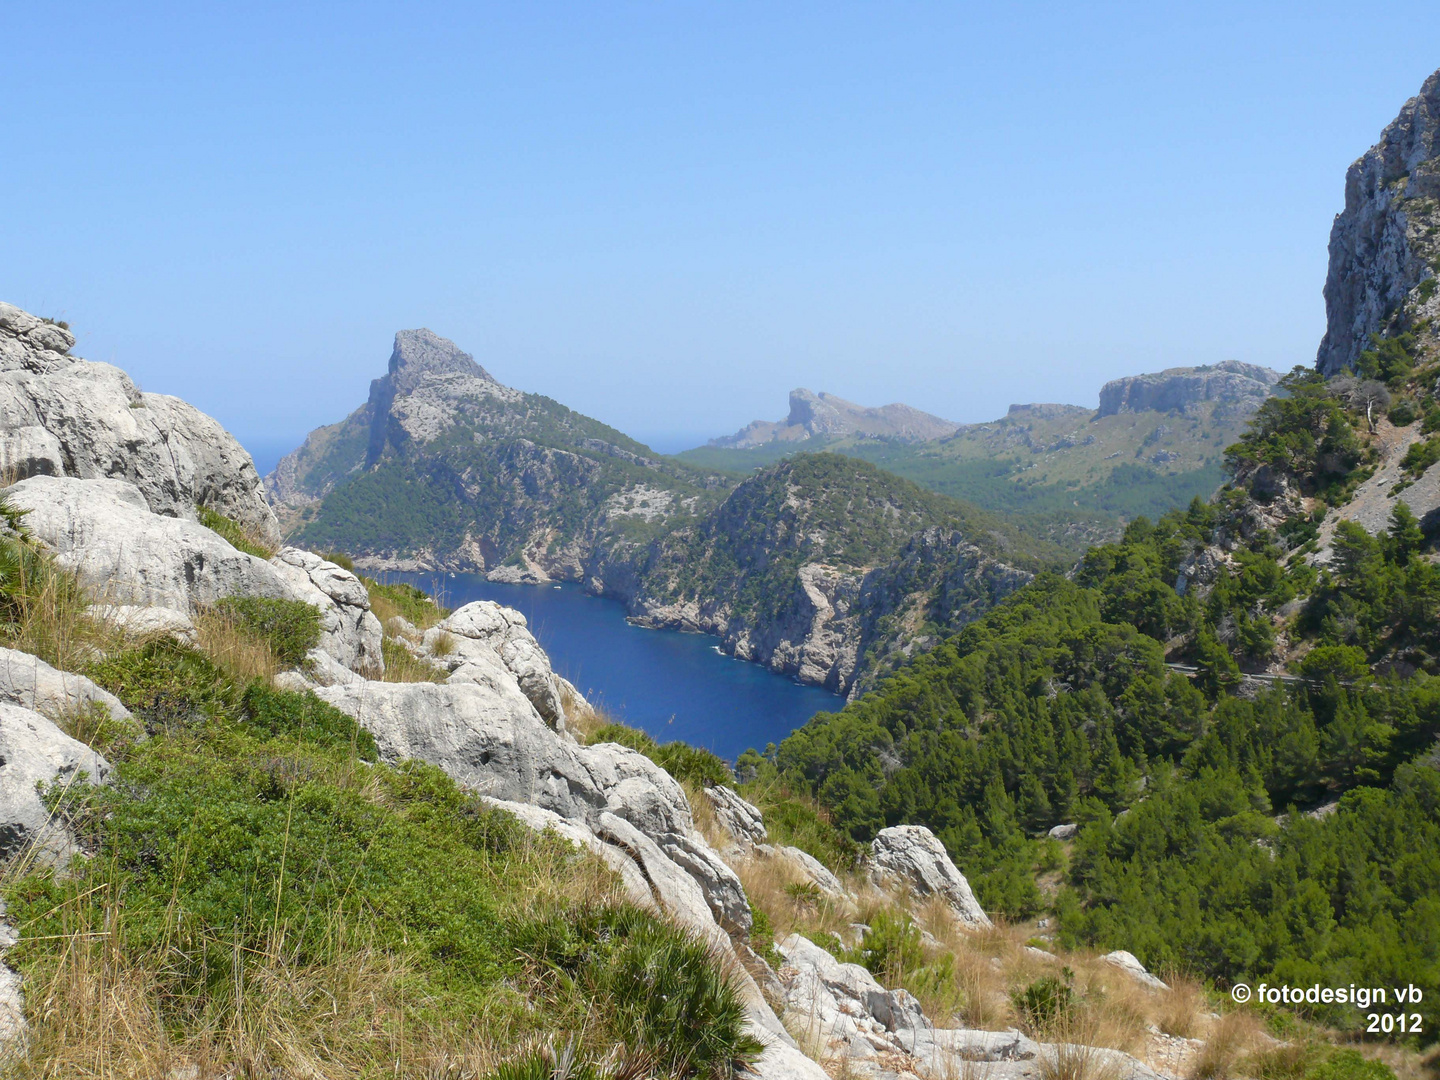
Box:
[3,3,1438,467]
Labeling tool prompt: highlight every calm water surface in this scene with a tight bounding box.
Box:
[391,572,841,760]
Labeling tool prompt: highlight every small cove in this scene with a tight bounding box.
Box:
[389,572,842,760]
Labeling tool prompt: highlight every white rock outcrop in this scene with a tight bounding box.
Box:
[777,933,1166,1080]
[0,302,278,543]
[7,477,383,683]
[269,548,383,678]
[705,784,768,854]
[1102,949,1170,991]
[416,601,567,728]
[0,702,109,863]
[869,824,991,930]
[0,647,132,726]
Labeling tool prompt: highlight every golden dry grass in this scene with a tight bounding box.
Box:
[378,637,447,683]
[1188,1010,1262,1080]
[192,607,279,683]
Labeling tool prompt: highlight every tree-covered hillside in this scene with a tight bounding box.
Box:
[752,352,1440,1038]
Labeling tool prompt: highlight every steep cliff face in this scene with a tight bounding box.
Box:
[1317,66,1440,376]
[1096,360,1280,418]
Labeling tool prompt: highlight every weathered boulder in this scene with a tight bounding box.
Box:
[776,933,931,1056]
[1101,949,1170,991]
[7,477,382,682]
[869,824,991,930]
[1047,822,1078,840]
[0,302,278,543]
[705,784,767,853]
[419,601,566,728]
[268,548,383,677]
[0,647,131,725]
[8,476,289,612]
[0,702,109,863]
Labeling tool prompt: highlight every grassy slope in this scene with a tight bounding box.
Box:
[0,521,758,1077]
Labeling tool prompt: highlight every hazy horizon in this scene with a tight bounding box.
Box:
[5,4,1440,465]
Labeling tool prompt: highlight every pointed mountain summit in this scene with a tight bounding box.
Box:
[711,388,959,449]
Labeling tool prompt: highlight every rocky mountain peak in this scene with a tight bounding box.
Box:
[1317,66,1440,376]
[711,388,959,449]
[384,328,493,397]
[1096,360,1281,418]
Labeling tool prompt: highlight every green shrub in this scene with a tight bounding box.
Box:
[213,595,322,665]
[589,721,733,788]
[1387,399,1417,426]
[855,910,924,982]
[87,639,239,733]
[1012,973,1076,1030]
[1305,1050,1396,1080]
[240,682,377,759]
[1400,436,1440,477]
[198,506,275,559]
[513,904,762,1075]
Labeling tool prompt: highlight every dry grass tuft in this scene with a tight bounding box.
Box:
[1188,1011,1261,1080]
[1155,974,1208,1040]
[1038,1038,1122,1080]
[193,607,279,683]
[378,637,447,683]
[2,550,111,673]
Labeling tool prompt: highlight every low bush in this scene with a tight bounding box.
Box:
[212,595,322,665]
[239,681,377,758]
[589,721,732,789]
[198,506,276,560]
[1013,973,1077,1031]
[854,909,924,983]
[87,639,239,734]
[514,903,761,1075]
[379,636,447,683]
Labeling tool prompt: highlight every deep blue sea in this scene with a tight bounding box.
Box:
[388,572,842,760]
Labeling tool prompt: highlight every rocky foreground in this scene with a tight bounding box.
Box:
[0,299,1194,1077]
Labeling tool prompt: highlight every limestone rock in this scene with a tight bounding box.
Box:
[0,302,278,543]
[1101,950,1170,991]
[0,646,132,725]
[7,477,381,681]
[1097,361,1280,419]
[869,824,991,929]
[1047,823,1077,840]
[706,784,767,853]
[1317,66,1440,377]
[421,601,566,728]
[8,476,291,613]
[0,702,109,863]
[268,548,384,677]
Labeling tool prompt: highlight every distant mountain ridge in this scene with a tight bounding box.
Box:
[679,359,1283,534]
[710,389,959,449]
[268,331,1058,696]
